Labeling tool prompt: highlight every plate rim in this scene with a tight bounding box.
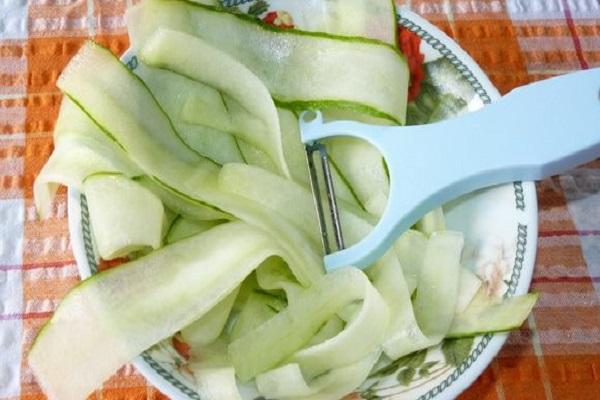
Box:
[66,6,539,400]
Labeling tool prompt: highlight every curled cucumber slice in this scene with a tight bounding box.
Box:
[83,173,165,259]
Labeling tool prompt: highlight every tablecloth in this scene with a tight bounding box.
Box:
[0,0,599,399]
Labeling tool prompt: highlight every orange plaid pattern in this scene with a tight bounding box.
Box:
[0,0,598,399]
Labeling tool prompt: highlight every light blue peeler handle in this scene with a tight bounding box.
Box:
[300,68,600,272]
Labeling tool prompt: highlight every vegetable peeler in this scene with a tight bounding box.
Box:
[300,68,600,272]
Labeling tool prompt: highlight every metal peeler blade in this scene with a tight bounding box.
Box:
[305,141,345,255]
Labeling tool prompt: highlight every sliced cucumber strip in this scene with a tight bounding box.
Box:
[181,91,239,133]
[321,0,396,44]
[134,176,229,222]
[456,267,482,313]
[305,316,345,348]
[393,229,427,294]
[236,138,280,175]
[228,268,387,381]
[126,0,194,53]
[416,207,446,236]
[57,42,217,173]
[255,257,297,291]
[83,173,164,259]
[257,363,315,399]
[413,231,463,336]
[176,123,242,166]
[256,350,380,400]
[134,64,243,164]
[448,291,538,338]
[34,99,141,219]
[144,173,323,285]
[279,0,396,44]
[166,217,224,244]
[35,135,137,219]
[162,208,179,241]
[181,87,282,174]
[230,273,260,316]
[28,222,279,400]
[128,0,409,124]
[289,272,388,378]
[60,47,209,167]
[325,137,389,216]
[140,29,289,177]
[202,189,325,286]
[278,108,310,186]
[229,291,286,342]
[255,256,303,304]
[181,287,239,347]
[366,252,410,333]
[192,367,242,400]
[373,252,437,359]
[378,231,464,359]
[54,97,123,148]
[189,337,230,367]
[218,163,320,245]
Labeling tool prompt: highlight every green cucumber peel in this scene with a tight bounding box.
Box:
[325,153,366,211]
[178,0,402,51]
[228,268,387,381]
[66,42,217,166]
[275,99,403,126]
[166,217,224,244]
[129,0,409,124]
[28,222,281,400]
[134,64,243,165]
[140,29,290,177]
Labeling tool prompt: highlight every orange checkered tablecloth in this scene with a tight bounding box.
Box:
[0,1,599,399]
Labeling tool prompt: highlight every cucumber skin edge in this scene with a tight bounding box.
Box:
[275,99,405,126]
[445,292,539,339]
[28,260,133,355]
[69,41,221,168]
[169,1,410,124]
[186,0,407,56]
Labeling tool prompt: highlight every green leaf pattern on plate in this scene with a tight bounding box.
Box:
[442,338,475,367]
[398,367,417,386]
[247,0,269,16]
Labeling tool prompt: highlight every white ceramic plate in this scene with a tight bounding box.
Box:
[68,2,537,399]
